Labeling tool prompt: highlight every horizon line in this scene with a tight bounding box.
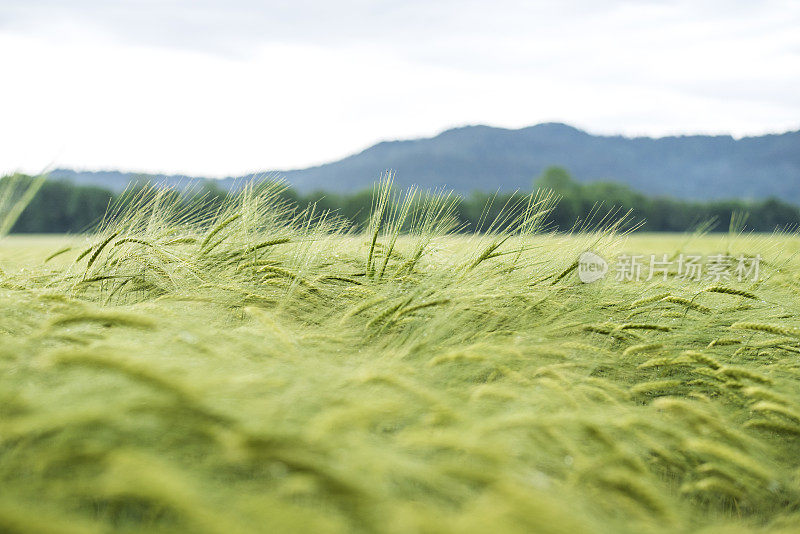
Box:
[14,121,800,180]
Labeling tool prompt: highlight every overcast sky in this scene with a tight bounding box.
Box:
[1,0,799,177]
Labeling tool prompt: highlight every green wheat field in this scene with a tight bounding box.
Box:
[1,176,800,533]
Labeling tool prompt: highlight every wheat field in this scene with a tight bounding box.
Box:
[1,177,800,533]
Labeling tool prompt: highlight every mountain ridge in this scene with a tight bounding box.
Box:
[47,122,800,203]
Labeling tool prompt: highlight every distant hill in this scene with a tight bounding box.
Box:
[49,123,800,202]
[46,169,212,193]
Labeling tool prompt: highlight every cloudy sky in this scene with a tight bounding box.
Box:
[1,0,798,177]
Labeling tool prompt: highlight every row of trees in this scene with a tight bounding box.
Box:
[5,169,799,234]
[532,167,800,232]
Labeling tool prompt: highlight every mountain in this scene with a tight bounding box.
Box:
[46,169,212,192]
[49,123,800,202]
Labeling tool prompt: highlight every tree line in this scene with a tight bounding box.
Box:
[4,168,799,234]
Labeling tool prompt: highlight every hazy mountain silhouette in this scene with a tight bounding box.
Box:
[49,123,800,202]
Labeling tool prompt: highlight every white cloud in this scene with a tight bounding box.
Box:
[0,0,798,176]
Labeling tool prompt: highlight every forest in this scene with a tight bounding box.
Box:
[6,167,799,234]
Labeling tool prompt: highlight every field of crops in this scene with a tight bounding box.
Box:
[1,180,800,533]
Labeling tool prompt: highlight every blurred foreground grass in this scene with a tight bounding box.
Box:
[1,180,800,533]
